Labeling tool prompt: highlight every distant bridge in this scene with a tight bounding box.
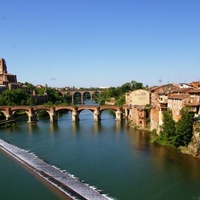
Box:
[0,105,130,124]
[60,90,104,104]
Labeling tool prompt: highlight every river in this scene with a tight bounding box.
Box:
[0,101,200,200]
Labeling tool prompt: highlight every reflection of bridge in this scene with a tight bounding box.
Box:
[0,105,129,124]
[60,90,103,104]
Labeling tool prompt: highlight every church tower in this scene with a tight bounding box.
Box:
[0,58,18,89]
[0,58,8,84]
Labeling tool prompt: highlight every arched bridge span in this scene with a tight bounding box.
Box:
[0,105,129,124]
[61,90,103,104]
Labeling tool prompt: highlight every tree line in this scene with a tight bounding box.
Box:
[97,80,145,105]
[153,106,194,148]
[0,82,71,106]
[0,80,145,106]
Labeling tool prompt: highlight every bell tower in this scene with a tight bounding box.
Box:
[0,58,8,75]
[0,58,7,84]
[0,58,18,88]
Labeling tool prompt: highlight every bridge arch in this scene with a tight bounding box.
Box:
[99,108,116,119]
[72,91,82,104]
[34,108,51,120]
[12,109,29,121]
[82,91,92,100]
[99,106,123,121]
[10,107,37,124]
[91,91,100,100]
[0,110,6,120]
[0,107,12,120]
[76,106,97,121]
[55,106,78,121]
[55,106,75,113]
[78,109,94,121]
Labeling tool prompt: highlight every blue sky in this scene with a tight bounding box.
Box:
[0,0,200,88]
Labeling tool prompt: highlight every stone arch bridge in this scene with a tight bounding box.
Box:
[0,105,129,124]
[60,90,103,104]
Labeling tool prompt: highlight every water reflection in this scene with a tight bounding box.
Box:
[28,124,39,135]
[71,121,80,135]
[49,123,59,134]
[93,121,102,134]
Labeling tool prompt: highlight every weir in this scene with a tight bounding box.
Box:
[0,139,111,200]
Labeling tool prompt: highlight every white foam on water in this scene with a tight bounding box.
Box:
[0,138,115,200]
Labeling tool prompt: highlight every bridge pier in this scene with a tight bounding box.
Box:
[27,108,37,125]
[124,108,130,119]
[5,108,12,120]
[94,108,100,121]
[81,96,84,105]
[72,110,79,122]
[50,115,57,123]
[49,107,57,123]
[115,109,123,121]
[6,116,12,120]
[27,115,37,125]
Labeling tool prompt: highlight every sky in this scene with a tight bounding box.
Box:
[0,0,200,88]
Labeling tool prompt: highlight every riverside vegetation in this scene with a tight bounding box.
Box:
[0,80,145,107]
[152,106,200,157]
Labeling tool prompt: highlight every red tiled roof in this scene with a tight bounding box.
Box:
[188,89,200,94]
[170,88,191,94]
[188,103,200,106]
[168,94,190,100]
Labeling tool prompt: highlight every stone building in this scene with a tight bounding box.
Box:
[126,89,150,106]
[150,84,200,132]
[126,83,200,132]
[125,89,150,128]
[167,88,200,122]
[168,94,190,122]
[149,84,177,132]
[187,89,200,119]
[0,58,20,90]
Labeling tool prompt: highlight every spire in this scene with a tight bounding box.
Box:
[0,58,8,75]
[44,84,48,96]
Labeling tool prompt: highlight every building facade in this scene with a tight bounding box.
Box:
[126,89,150,128]
[0,58,19,90]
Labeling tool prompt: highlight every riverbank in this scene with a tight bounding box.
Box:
[130,123,200,160]
[0,119,16,128]
[0,138,111,200]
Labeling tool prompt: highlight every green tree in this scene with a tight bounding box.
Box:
[155,109,176,145]
[0,97,7,105]
[130,80,143,90]
[162,109,176,139]
[0,89,28,106]
[115,95,125,106]
[120,82,131,93]
[97,80,144,105]
[36,87,46,95]
[24,82,35,90]
[46,88,63,104]
[175,106,193,147]
[63,93,72,105]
